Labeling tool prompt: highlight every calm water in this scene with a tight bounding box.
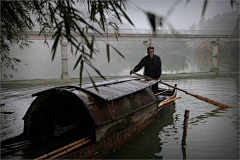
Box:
[108,77,239,159]
[1,77,239,159]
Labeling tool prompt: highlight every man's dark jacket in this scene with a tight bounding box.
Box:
[133,54,162,79]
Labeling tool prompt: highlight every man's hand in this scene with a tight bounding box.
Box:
[157,78,160,80]
[130,70,135,75]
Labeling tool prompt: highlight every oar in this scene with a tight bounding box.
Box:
[132,72,231,108]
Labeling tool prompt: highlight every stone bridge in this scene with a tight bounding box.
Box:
[24,29,239,80]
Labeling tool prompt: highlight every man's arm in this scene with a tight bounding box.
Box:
[130,57,146,75]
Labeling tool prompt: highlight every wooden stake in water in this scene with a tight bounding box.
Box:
[182,110,190,148]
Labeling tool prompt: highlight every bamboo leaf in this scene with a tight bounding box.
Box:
[202,0,208,18]
[13,58,21,63]
[90,35,94,58]
[230,0,234,8]
[109,1,122,24]
[115,2,134,26]
[90,1,96,20]
[106,44,110,63]
[99,3,106,31]
[108,22,119,31]
[72,20,91,48]
[73,54,82,70]
[115,32,118,41]
[85,60,106,80]
[86,69,99,93]
[51,25,62,61]
[110,45,125,59]
[74,42,82,56]
[147,12,156,32]
[79,60,84,90]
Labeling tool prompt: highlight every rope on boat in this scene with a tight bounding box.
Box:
[155,88,170,96]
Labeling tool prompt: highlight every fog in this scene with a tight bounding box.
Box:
[126,0,239,30]
[1,0,239,80]
[2,39,238,80]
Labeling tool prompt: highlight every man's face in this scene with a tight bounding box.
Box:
[148,49,154,58]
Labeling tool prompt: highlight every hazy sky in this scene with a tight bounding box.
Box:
[125,0,239,30]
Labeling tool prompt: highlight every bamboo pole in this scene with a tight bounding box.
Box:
[182,110,190,148]
[47,138,92,159]
[34,136,91,160]
[132,73,231,108]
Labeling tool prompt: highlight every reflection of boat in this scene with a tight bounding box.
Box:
[1,77,178,159]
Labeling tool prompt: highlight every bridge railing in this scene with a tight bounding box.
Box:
[116,29,238,35]
[30,26,238,35]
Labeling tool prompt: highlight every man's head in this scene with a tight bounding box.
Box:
[147,46,154,58]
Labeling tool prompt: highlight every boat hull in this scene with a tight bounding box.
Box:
[61,101,175,159]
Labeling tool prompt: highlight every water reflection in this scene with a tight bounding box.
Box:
[158,78,239,159]
[182,147,187,159]
[107,106,176,159]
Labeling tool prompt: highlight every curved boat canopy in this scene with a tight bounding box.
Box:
[33,77,159,101]
[23,78,159,137]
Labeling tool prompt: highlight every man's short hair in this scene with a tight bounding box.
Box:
[147,46,154,52]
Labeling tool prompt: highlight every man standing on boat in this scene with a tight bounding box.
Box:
[130,46,162,94]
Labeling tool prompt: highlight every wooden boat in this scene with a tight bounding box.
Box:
[1,77,179,159]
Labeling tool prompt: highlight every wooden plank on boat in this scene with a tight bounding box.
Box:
[4,140,31,147]
[4,141,32,149]
[1,140,32,155]
[1,148,8,152]
[1,145,30,155]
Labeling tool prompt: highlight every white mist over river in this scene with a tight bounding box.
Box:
[2,40,238,80]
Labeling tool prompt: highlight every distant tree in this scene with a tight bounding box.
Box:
[194,41,239,69]
[196,11,238,31]
[189,24,196,30]
[146,0,238,32]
